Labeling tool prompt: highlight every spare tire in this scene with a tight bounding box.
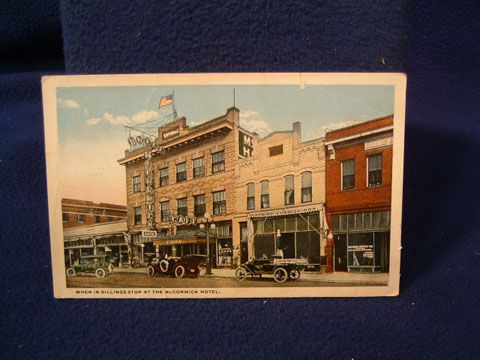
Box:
[159,259,169,273]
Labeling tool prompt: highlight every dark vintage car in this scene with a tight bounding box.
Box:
[147,254,207,278]
[66,255,114,279]
[234,256,307,283]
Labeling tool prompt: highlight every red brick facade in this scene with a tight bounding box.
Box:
[62,198,127,229]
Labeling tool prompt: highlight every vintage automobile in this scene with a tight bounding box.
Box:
[147,254,207,278]
[66,255,114,279]
[234,256,307,283]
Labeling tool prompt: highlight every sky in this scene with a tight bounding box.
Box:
[57,84,394,205]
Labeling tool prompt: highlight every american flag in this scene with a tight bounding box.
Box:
[159,94,173,108]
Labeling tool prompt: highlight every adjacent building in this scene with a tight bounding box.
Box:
[324,115,393,272]
[234,122,327,268]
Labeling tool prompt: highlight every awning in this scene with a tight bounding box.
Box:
[153,238,208,246]
[248,204,323,219]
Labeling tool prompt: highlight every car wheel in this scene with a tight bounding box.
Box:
[289,269,301,281]
[235,267,248,281]
[95,268,106,279]
[147,265,156,277]
[66,268,76,277]
[273,268,288,283]
[174,265,185,278]
[159,260,169,273]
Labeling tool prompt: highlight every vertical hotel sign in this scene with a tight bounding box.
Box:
[144,149,155,229]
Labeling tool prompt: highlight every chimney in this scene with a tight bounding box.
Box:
[293,122,301,139]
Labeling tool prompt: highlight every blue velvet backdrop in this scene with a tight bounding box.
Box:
[0,0,479,358]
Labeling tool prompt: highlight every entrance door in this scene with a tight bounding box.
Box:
[278,233,295,259]
[334,234,348,271]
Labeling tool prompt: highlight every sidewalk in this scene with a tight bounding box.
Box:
[114,267,389,285]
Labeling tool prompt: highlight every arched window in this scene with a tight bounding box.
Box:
[284,175,294,205]
[301,172,312,203]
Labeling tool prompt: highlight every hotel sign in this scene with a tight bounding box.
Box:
[365,136,392,151]
[162,127,180,140]
[142,230,158,238]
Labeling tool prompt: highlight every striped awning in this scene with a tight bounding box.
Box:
[153,238,208,246]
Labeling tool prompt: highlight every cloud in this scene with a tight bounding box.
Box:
[85,110,159,126]
[316,119,362,136]
[64,99,80,108]
[239,110,272,136]
[241,110,259,119]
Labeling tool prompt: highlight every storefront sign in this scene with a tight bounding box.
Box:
[365,136,392,151]
[249,205,322,219]
[144,150,155,229]
[170,215,198,225]
[142,230,158,238]
[162,127,180,140]
[239,130,254,157]
[128,135,152,146]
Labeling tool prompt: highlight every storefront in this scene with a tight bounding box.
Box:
[332,210,390,272]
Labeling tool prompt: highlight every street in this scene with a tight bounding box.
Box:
[66,272,360,288]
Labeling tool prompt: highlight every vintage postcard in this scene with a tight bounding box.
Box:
[42,73,406,298]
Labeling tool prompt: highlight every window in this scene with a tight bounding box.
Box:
[342,160,355,190]
[213,191,226,215]
[134,206,142,225]
[94,215,101,223]
[62,213,69,222]
[176,162,187,182]
[177,198,188,216]
[269,144,283,156]
[261,180,270,208]
[194,194,206,217]
[78,214,86,223]
[247,183,255,210]
[160,201,170,222]
[193,157,205,178]
[160,167,169,187]
[212,151,225,174]
[301,172,312,203]
[284,175,294,205]
[133,175,141,193]
[368,154,383,187]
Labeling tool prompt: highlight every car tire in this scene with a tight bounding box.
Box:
[66,268,76,277]
[159,260,169,273]
[235,266,248,281]
[95,268,106,279]
[175,265,185,278]
[273,267,288,283]
[147,265,156,277]
[289,269,301,281]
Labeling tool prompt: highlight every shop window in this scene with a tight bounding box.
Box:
[255,220,264,234]
[380,211,390,229]
[193,157,205,178]
[342,160,355,190]
[212,151,225,174]
[296,231,320,264]
[177,198,188,216]
[95,215,101,223]
[78,214,86,224]
[368,154,382,187]
[133,175,141,193]
[333,215,340,232]
[216,225,231,237]
[212,190,226,215]
[194,194,206,217]
[254,234,275,259]
[347,233,374,268]
[297,216,309,231]
[261,180,270,209]
[160,167,169,187]
[275,218,286,233]
[247,183,255,210]
[264,218,273,233]
[134,206,142,225]
[269,144,283,157]
[160,201,169,222]
[176,162,187,182]
[347,214,355,231]
[62,213,69,222]
[284,175,295,205]
[301,172,312,203]
[308,214,320,230]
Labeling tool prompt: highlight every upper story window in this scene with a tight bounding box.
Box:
[194,194,206,217]
[78,214,86,223]
[212,151,225,174]
[177,198,188,216]
[301,172,312,203]
[193,157,205,178]
[94,215,101,223]
[284,175,295,205]
[160,167,169,187]
[133,175,141,193]
[269,144,283,157]
[368,154,383,187]
[342,160,355,190]
[62,213,69,222]
[213,190,226,215]
[176,162,187,182]
[261,180,270,209]
[247,183,255,210]
[160,201,170,222]
[134,206,142,225]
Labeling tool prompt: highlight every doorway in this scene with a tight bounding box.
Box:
[334,234,347,271]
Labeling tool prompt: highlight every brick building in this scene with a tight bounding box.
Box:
[61,198,128,267]
[234,122,327,268]
[118,107,255,267]
[324,115,393,272]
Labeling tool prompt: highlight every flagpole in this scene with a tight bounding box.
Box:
[172,90,177,120]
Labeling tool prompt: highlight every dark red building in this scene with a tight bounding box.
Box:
[325,116,393,272]
[62,198,127,229]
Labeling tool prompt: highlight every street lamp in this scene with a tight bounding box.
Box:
[199,212,215,275]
